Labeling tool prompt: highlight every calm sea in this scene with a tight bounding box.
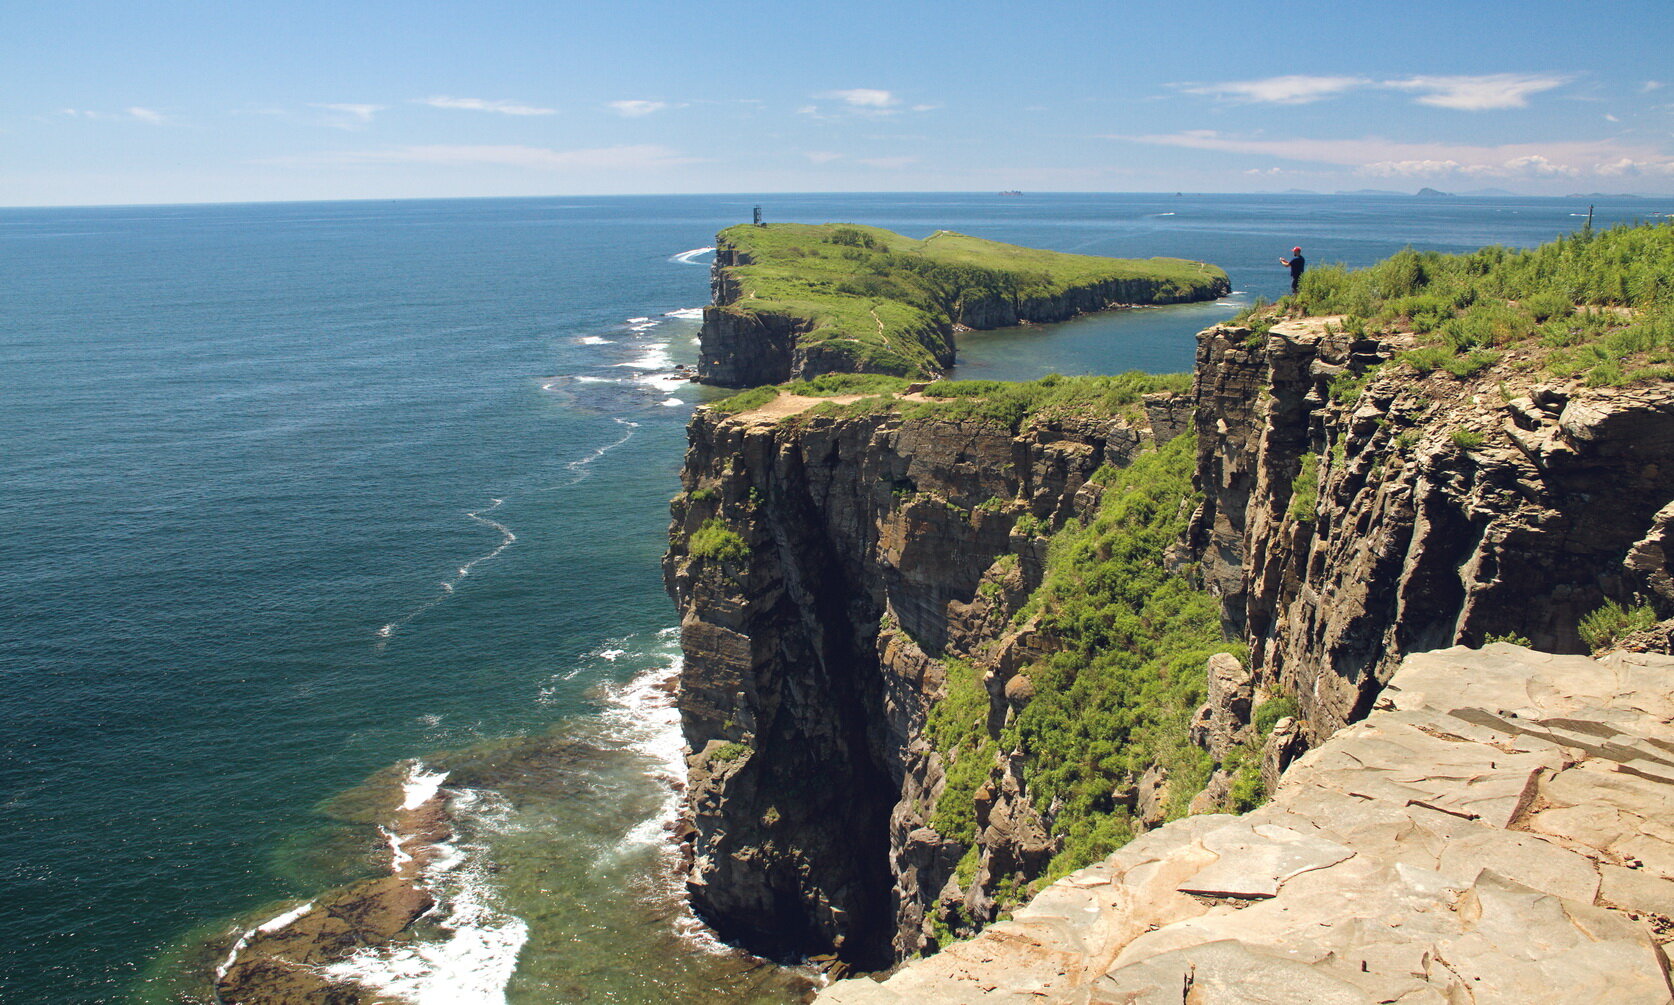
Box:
[2,193,1664,1003]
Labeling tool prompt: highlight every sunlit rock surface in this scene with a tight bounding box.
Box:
[820,644,1674,1003]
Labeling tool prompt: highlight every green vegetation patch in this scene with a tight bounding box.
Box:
[1288,452,1320,522]
[775,371,1193,433]
[926,433,1244,884]
[687,518,750,562]
[1578,600,1658,653]
[714,222,1228,378]
[709,385,780,414]
[1267,221,1674,387]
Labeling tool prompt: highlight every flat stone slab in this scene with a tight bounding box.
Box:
[817,645,1674,1004]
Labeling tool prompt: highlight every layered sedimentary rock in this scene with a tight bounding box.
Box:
[1190,317,1674,739]
[819,644,1674,1002]
[668,316,1674,977]
[664,394,1168,963]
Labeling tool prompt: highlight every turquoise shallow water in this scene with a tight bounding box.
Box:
[1,193,1665,1003]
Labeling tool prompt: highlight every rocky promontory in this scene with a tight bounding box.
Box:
[698,223,1230,386]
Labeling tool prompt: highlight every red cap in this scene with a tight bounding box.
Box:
[1292,247,1302,255]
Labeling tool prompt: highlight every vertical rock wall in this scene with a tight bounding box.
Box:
[664,401,1157,962]
[1190,318,1674,738]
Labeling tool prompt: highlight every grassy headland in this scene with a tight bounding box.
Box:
[1250,220,1674,387]
[703,222,1228,380]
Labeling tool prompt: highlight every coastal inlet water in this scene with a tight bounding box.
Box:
[2,193,1664,1004]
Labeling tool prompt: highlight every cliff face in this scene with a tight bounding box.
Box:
[955,274,1229,330]
[664,396,1171,962]
[1190,317,1674,739]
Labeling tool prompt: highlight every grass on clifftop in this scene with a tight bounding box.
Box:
[715,222,1228,377]
[709,371,1194,432]
[930,433,1245,886]
[1252,220,1674,387]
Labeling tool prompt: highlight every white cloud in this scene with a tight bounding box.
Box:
[858,156,917,169]
[607,100,674,117]
[804,151,843,164]
[1643,81,1666,93]
[419,96,555,116]
[1596,157,1674,177]
[1179,75,1372,105]
[825,89,898,109]
[1177,72,1571,112]
[311,103,384,129]
[796,105,818,116]
[329,143,697,171]
[910,104,940,113]
[1385,74,1569,110]
[1605,113,1620,122]
[1111,129,1674,180]
[60,107,169,123]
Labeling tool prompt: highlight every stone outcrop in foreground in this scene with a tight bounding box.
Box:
[820,644,1674,1003]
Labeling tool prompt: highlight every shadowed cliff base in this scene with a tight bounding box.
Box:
[697,223,1229,386]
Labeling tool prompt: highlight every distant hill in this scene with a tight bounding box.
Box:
[1415,187,1453,198]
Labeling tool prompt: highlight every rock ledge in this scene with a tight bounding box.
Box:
[819,644,1674,1003]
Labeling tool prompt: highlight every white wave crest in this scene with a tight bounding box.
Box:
[670,247,715,265]
[616,344,672,370]
[579,336,612,345]
[663,307,705,319]
[376,501,515,641]
[320,790,527,1005]
[215,900,317,983]
[402,762,450,811]
[556,417,639,488]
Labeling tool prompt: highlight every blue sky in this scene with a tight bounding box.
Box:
[5,0,1672,205]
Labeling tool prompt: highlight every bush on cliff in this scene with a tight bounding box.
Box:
[687,518,750,563]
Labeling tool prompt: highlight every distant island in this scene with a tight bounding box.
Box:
[697,222,1229,385]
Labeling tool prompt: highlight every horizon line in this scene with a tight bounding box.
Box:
[5,189,1674,212]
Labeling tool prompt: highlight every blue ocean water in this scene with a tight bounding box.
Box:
[1,193,1664,1003]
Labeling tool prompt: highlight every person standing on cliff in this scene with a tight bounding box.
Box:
[1280,247,1305,295]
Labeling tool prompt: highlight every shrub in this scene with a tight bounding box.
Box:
[1288,453,1320,522]
[1252,695,1299,735]
[1450,428,1485,450]
[710,742,752,763]
[688,518,750,562]
[1443,350,1499,379]
[1578,600,1657,653]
